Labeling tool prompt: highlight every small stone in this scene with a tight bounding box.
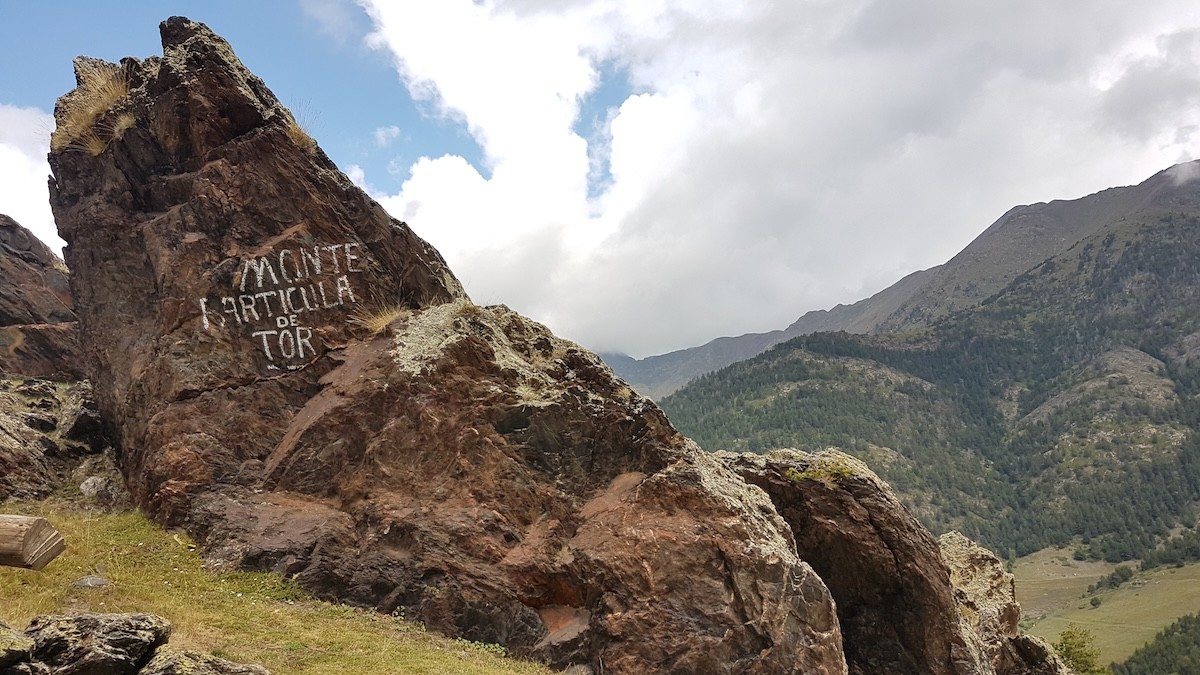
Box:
[70,575,113,590]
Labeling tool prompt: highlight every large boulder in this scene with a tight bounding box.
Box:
[722,450,990,675]
[47,17,846,673]
[721,447,1069,675]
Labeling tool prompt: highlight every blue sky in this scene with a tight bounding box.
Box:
[0,0,488,193]
[2,1,1200,357]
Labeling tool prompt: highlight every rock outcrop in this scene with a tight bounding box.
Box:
[722,450,988,675]
[0,378,109,502]
[48,18,845,673]
[724,450,1072,675]
[0,216,107,503]
[939,532,1070,675]
[44,15,1069,675]
[0,215,73,327]
[0,613,267,675]
[0,215,80,381]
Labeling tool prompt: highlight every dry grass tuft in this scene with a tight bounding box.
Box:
[351,304,410,335]
[62,130,110,157]
[51,61,130,152]
[0,501,548,675]
[106,112,136,139]
[284,114,317,153]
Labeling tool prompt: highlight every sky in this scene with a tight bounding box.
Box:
[3,1,1200,358]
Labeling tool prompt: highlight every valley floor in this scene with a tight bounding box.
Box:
[1014,547,1200,665]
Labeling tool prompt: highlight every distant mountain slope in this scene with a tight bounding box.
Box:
[661,160,1200,562]
[607,162,1200,398]
[601,267,937,398]
[874,166,1196,332]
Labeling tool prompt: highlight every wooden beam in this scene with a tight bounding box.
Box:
[0,515,66,570]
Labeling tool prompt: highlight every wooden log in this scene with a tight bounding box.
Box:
[0,515,66,570]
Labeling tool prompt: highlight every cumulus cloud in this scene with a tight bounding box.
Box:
[357,0,1200,357]
[0,104,61,253]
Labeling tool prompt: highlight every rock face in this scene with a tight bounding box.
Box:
[0,613,267,675]
[724,450,1072,675]
[48,17,845,673]
[46,16,1069,675]
[0,215,73,327]
[0,378,109,502]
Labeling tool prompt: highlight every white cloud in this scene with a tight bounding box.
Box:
[0,104,61,253]
[358,0,1200,357]
[373,124,402,146]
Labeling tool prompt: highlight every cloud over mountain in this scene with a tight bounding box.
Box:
[358,0,1200,357]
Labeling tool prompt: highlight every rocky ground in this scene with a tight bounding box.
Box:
[1,613,266,675]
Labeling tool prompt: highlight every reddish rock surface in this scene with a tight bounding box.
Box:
[44,16,1069,675]
[47,18,846,673]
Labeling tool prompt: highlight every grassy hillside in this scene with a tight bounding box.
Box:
[1012,549,1200,665]
[663,207,1200,562]
[0,501,548,675]
[1112,612,1200,674]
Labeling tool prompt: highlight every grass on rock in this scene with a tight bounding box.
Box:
[0,501,548,675]
[51,61,129,152]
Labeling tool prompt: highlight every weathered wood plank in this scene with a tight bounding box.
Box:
[0,515,66,570]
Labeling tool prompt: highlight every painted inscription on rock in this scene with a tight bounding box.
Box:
[198,242,363,370]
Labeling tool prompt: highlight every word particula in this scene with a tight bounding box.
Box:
[197,242,363,370]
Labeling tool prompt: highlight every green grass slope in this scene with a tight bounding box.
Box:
[0,501,548,675]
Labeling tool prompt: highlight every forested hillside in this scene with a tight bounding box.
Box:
[663,199,1200,562]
